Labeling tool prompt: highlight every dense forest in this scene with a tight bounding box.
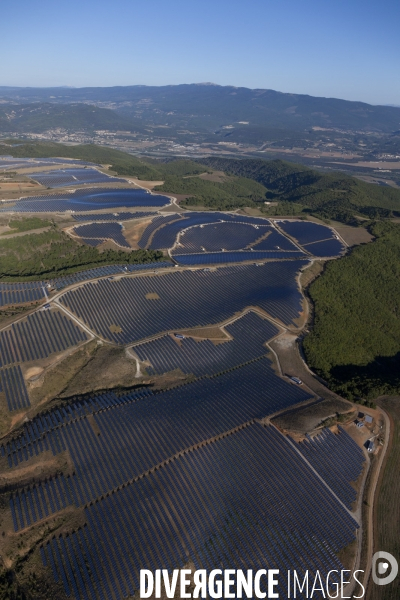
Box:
[199,157,400,222]
[0,228,164,279]
[303,221,400,400]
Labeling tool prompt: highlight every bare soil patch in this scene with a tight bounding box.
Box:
[60,344,139,397]
[272,397,353,434]
[175,326,230,340]
[198,171,227,183]
[125,177,165,190]
[123,217,154,249]
[145,292,160,300]
[25,366,44,380]
[270,333,353,432]
[334,225,374,246]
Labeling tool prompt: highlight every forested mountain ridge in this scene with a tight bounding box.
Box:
[1,84,400,133]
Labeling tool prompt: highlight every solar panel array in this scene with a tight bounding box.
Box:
[302,239,345,257]
[2,388,152,468]
[137,214,184,249]
[0,309,89,368]
[134,311,279,376]
[172,222,269,254]
[48,261,172,291]
[173,250,305,265]
[0,365,30,411]
[0,158,98,171]
[9,358,313,525]
[38,423,358,600]
[140,212,271,251]
[30,168,123,188]
[277,220,335,245]
[59,262,307,343]
[73,223,130,248]
[297,426,365,509]
[252,227,301,251]
[0,281,46,307]
[72,212,155,222]
[1,188,170,213]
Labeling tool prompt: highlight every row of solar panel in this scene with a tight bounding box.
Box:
[172,222,302,255]
[0,365,30,411]
[49,260,172,290]
[0,309,88,368]
[72,211,155,222]
[173,250,305,265]
[59,262,307,344]
[2,388,152,465]
[277,220,336,245]
[38,423,359,600]
[30,168,124,188]
[140,212,272,250]
[1,188,170,213]
[134,310,279,377]
[0,158,98,171]
[73,222,130,248]
[0,282,46,307]
[9,358,313,526]
[137,214,184,249]
[297,426,365,509]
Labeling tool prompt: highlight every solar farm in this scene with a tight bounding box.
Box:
[0,158,370,600]
[1,188,170,213]
[58,262,307,343]
[134,212,346,261]
[72,223,130,248]
[0,308,89,412]
[29,168,124,188]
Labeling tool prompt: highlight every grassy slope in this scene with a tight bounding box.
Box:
[303,221,400,400]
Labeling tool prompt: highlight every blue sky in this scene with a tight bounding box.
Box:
[1,0,399,105]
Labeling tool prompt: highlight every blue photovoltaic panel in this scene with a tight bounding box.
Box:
[29,168,124,188]
[140,212,271,250]
[134,310,279,376]
[72,212,154,222]
[297,427,365,509]
[73,222,130,248]
[303,238,345,257]
[59,261,307,343]
[252,227,301,251]
[0,309,89,368]
[277,220,335,245]
[173,250,304,265]
[0,281,46,308]
[172,222,269,254]
[0,365,30,412]
[8,358,313,509]
[48,261,172,290]
[37,423,358,598]
[1,188,170,213]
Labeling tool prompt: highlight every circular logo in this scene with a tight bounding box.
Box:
[372,551,398,586]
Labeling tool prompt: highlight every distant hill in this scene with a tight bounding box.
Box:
[0,102,144,133]
[1,84,400,134]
